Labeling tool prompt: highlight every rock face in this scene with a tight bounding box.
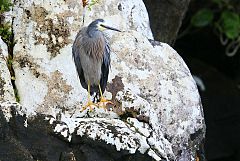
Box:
[0,0,205,161]
[0,37,15,102]
[109,32,205,160]
[143,0,191,45]
[12,0,153,116]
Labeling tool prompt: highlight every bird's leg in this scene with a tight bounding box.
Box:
[87,81,91,103]
[81,80,96,111]
[98,84,107,102]
[98,84,113,108]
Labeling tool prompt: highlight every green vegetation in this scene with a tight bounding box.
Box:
[191,0,240,40]
[87,0,99,11]
[191,9,214,28]
[0,0,13,46]
[0,0,12,12]
[0,23,12,45]
[1,0,20,102]
[182,0,240,56]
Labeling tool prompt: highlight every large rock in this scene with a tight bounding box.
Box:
[109,32,205,160]
[12,0,153,115]
[0,0,206,160]
[0,37,15,102]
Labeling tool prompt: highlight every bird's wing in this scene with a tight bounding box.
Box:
[72,30,88,90]
[100,40,110,93]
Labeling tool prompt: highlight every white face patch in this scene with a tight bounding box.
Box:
[97,23,106,31]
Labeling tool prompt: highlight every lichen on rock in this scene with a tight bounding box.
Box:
[38,70,74,114]
[0,37,15,102]
[0,0,207,160]
[31,6,71,58]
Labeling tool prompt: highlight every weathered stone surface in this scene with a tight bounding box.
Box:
[5,0,206,160]
[109,32,205,160]
[0,37,9,59]
[12,0,152,116]
[0,37,15,102]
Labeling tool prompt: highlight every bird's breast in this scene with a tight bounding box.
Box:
[80,54,103,86]
[87,36,105,61]
[80,36,105,86]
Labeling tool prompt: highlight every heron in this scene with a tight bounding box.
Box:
[72,19,121,110]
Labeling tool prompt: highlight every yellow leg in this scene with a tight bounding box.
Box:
[81,81,96,111]
[98,84,113,108]
[87,81,91,103]
[98,84,107,102]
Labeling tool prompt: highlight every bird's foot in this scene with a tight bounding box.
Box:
[81,101,97,112]
[97,97,114,109]
[81,98,114,112]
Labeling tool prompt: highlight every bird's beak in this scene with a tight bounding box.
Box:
[100,24,121,32]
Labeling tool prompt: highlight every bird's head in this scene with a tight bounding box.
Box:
[87,19,121,33]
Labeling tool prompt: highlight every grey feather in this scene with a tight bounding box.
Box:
[100,40,110,94]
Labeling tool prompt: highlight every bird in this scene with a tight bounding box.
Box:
[72,19,121,110]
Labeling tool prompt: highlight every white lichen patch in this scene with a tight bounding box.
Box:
[148,149,162,161]
[84,0,153,39]
[126,118,150,137]
[0,38,15,102]
[114,89,175,160]
[53,116,152,154]
[0,38,9,59]
[0,101,27,122]
[116,90,151,112]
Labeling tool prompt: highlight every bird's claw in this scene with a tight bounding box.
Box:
[97,98,114,109]
[80,98,114,112]
[81,101,97,112]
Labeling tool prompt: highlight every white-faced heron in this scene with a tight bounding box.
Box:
[72,19,121,109]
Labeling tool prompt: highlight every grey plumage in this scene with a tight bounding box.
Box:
[72,19,118,97]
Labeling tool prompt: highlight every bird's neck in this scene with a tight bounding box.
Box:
[87,27,102,38]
